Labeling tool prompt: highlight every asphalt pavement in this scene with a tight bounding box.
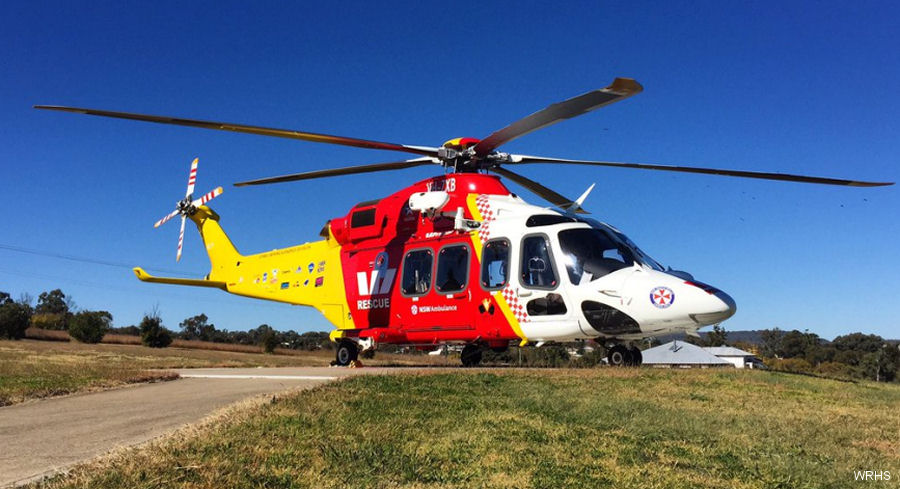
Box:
[0,367,388,487]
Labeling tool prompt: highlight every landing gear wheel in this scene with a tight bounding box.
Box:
[461,344,483,367]
[335,340,359,366]
[607,345,630,367]
[628,347,643,367]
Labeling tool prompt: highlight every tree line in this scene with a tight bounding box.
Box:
[0,288,332,352]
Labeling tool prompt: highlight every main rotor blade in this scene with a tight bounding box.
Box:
[491,167,587,213]
[185,157,199,198]
[33,105,440,157]
[473,78,643,157]
[234,157,440,187]
[509,155,894,187]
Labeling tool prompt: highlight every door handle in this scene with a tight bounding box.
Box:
[517,288,532,298]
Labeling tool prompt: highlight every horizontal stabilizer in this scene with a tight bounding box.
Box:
[133,267,227,290]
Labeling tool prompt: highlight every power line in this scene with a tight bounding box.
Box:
[0,243,201,277]
[0,267,293,310]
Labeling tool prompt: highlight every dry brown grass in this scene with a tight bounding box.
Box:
[1,337,452,406]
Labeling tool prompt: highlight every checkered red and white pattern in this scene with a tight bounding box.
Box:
[501,284,529,324]
[475,194,495,242]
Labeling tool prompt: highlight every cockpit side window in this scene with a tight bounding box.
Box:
[481,239,510,290]
[559,228,635,284]
[520,235,558,289]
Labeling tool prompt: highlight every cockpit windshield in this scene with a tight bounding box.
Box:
[558,224,664,284]
[558,228,635,284]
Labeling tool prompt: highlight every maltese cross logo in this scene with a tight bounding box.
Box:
[650,286,674,309]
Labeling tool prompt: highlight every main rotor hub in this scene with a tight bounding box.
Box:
[438,137,483,172]
[177,197,196,215]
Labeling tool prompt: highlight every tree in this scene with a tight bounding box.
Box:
[261,328,279,353]
[33,289,72,330]
[68,310,112,343]
[0,294,32,340]
[703,324,728,347]
[179,313,217,342]
[140,314,172,348]
[760,328,784,358]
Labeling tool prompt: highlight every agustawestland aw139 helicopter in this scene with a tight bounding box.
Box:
[36,78,892,367]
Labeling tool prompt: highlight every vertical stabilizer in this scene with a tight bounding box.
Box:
[188,205,242,280]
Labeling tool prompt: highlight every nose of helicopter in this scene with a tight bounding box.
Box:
[688,285,737,326]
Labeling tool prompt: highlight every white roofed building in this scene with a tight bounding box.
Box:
[641,341,732,368]
[703,346,765,369]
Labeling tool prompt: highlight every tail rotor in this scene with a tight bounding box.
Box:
[153,158,224,262]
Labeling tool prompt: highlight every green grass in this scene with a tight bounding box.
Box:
[39,369,899,488]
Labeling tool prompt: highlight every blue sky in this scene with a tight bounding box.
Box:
[1,1,897,340]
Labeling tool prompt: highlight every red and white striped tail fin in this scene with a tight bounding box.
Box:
[185,157,199,198]
[191,186,223,207]
[154,209,179,228]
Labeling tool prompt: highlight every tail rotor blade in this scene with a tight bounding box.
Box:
[154,209,179,228]
[185,157,199,198]
[176,216,186,262]
[191,187,223,207]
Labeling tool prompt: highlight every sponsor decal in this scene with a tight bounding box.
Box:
[424,231,453,239]
[410,304,418,315]
[357,298,390,310]
[280,282,289,290]
[650,286,674,308]
[308,262,315,273]
[416,305,458,314]
[296,266,303,273]
[315,276,324,287]
[262,272,267,282]
[303,279,309,287]
[316,260,326,273]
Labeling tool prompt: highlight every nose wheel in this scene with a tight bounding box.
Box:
[607,344,643,367]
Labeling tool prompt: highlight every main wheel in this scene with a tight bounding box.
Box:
[461,344,483,367]
[607,345,631,367]
[628,346,643,367]
[335,340,359,366]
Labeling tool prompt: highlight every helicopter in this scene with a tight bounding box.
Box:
[35,77,892,367]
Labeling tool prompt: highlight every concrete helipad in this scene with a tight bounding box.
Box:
[0,367,392,487]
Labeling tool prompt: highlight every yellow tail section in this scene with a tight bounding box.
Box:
[135,205,355,330]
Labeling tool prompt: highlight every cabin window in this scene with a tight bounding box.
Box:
[435,244,469,293]
[558,228,635,284]
[401,249,433,295]
[350,208,376,228]
[520,235,558,289]
[481,239,510,290]
[526,214,577,227]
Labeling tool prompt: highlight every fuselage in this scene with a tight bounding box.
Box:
[181,173,735,348]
